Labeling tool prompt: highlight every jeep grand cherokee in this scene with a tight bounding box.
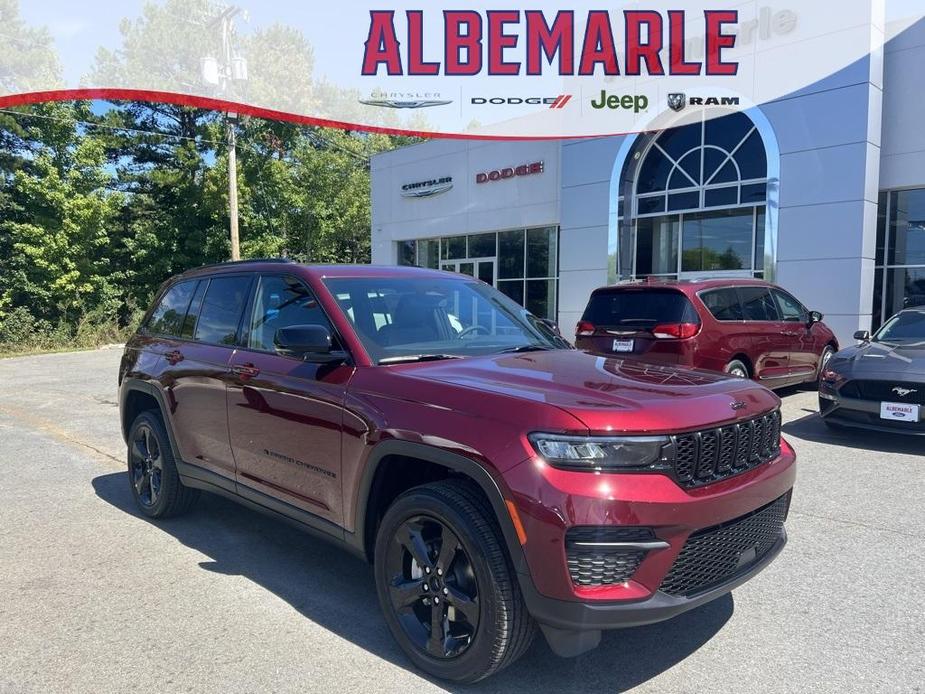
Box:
[118,260,795,683]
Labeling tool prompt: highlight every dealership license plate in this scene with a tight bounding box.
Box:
[612,339,635,353]
[880,402,920,422]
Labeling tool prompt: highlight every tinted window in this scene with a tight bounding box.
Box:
[147,281,196,337]
[737,287,779,321]
[772,289,807,322]
[701,288,744,321]
[581,289,699,327]
[180,280,207,338]
[194,276,251,345]
[247,276,334,352]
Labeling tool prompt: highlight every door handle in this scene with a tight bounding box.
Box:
[231,363,260,380]
[780,331,800,337]
[165,350,184,365]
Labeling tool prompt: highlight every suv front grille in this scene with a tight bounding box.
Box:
[659,492,791,597]
[839,380,925,405]
[565,527,654,587]
[670,410,781,488]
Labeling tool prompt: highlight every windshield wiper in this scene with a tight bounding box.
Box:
[379,354,463,365]
[499,344,556,354]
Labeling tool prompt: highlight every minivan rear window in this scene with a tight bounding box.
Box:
[581,289,699,327]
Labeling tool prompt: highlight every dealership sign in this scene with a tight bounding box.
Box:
[476,162,544,184]
[401,176,454,198]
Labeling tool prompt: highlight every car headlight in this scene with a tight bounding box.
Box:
[528,433,669,471]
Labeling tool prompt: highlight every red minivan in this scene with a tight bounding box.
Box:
[575,279,839,389]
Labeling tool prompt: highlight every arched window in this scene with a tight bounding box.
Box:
[626,110,771,280]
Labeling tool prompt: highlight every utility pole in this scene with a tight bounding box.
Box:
[226,112,240,260]
[202,6,247,260]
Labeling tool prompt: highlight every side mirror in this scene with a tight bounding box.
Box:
[808,310,824,325]
[853,330,871,342]
[274,325,347,363]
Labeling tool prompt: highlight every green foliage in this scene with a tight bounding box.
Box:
[0,0,419,355]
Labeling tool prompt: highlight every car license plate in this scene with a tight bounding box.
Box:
[612,339,634,353]
[880,402,920,422]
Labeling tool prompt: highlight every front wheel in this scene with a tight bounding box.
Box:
[814,346,836,384]
[374,480,535,683]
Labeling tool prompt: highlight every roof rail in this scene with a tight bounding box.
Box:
[189,257,296,272]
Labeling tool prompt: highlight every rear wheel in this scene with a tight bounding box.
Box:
[724,359,750,379]
[374,480,535,683]
[127,411,198,518]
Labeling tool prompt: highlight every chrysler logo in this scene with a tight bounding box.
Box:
[892,386,918,397]
[360,92,452,109]
[401,176,453,198]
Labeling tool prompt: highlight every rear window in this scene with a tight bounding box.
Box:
[581,289,699,327]
[194,276,252,345]
[701,288,744,321]
[146,281,196,337]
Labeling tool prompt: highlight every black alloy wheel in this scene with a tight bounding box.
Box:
[374,480,535,683]
[126,410,198,518]
[130,422,163,507]
[385,515,480,659]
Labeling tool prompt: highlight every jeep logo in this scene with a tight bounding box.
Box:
[590,91,649,113]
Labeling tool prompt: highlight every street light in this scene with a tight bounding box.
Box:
[201,6,248,260]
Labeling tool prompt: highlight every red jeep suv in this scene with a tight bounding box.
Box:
[576,279,838,389]
[119,261,795,683]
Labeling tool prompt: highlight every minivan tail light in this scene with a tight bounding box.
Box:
[576,320,596,337]
[652,322,700,339]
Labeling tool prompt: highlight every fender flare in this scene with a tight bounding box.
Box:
[350,439,530,576]
[120,379,184,463]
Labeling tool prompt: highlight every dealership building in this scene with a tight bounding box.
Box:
[370,19,925,345]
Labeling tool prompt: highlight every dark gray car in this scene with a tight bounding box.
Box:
[819,309,925,434]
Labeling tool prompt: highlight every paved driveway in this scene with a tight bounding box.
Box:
[0,348,922,693]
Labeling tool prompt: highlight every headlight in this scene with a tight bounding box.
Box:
[528,433,669,471]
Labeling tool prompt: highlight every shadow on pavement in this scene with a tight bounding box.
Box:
[783,412,924,456]
[92,471,732,692]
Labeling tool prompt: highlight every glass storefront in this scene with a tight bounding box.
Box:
[397,227,559,320]
[874,188,925,328]
[621,110,770,281]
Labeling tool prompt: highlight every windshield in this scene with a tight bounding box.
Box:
[581,288,699,328]
[875,311,925,343]
[323,276,567,363]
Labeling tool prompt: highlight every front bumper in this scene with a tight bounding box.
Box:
[522,528,786,633]
[505,438,796,605]
[819,387,925,435]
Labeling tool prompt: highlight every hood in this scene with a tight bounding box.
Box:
[830,340,925,380]
[398,350,780,434]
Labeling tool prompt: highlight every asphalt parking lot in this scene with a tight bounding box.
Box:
[0,348,922,693]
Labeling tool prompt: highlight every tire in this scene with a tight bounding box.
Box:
[724,359,750,379]
[374,479,535,683]
[813,346,836,385]
[127,410,199,518]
